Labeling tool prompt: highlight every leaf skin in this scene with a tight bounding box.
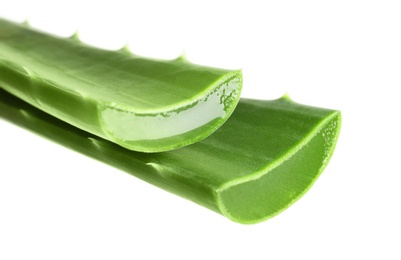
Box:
[0,18,242,152]
[0,89,341,224]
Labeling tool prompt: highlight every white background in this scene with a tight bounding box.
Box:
[1,0,400,259]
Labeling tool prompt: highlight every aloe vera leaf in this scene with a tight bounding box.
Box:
[0,18,242,152]
[0,89,341,224]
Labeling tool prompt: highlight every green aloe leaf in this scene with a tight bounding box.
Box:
[0,89,341,224]
[0,18,242,152]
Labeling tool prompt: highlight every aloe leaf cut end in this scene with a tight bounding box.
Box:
[98,71,242,152]
[216,109,341,223]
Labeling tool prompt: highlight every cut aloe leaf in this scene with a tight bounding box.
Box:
[0,89,341,224]
[0,18,242,152]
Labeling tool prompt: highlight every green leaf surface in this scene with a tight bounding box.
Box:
[0,89,341,224]
[0,18,242,152]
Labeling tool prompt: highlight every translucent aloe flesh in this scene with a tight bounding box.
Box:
[0,89,341,223]
[0,19,242,152]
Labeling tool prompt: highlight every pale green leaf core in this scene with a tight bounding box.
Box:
[99,75,241,151]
